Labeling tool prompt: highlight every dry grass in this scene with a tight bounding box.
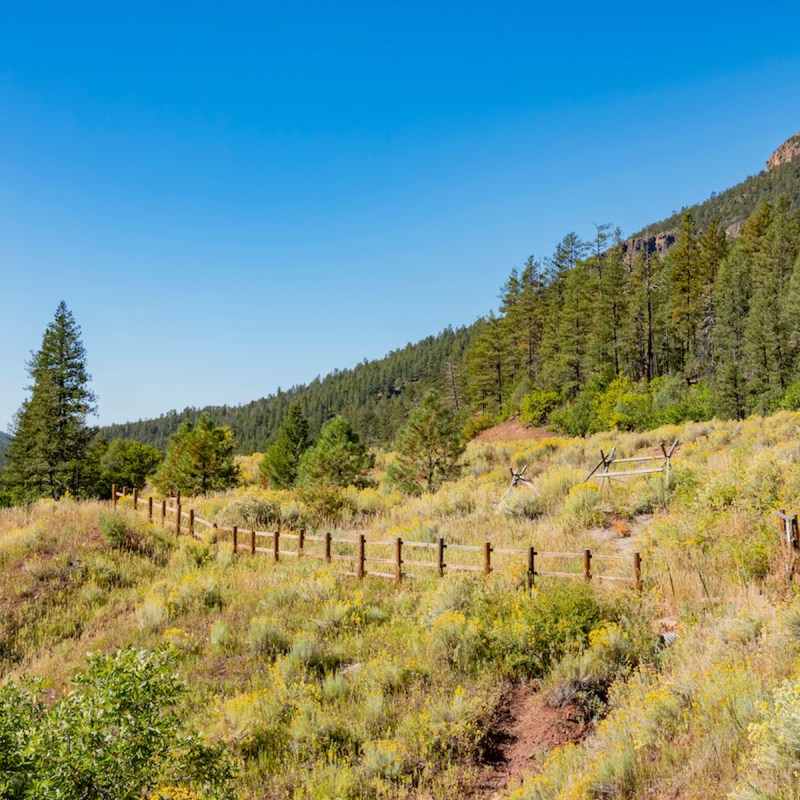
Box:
[5,411,800,798]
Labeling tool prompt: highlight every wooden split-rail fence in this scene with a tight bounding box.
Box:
[584,439,679,491]
[112,485,643,591]
[775,509,800,582]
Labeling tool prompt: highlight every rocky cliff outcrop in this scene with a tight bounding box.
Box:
[622,230,677,262]
[767,132,800,171]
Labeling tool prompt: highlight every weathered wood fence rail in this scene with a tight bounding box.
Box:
[112,485,642,591]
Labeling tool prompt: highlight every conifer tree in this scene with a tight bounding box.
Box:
[151,413,239,495]
[696,218,728,372]
[592,229,628,375]
[297,416,373,487]
[713,248,752,419]
[666,213,701,374]
[260,402,310,488]
[387,391,463,495]
[548,262,595,396]
[464,314,513,415]
[2,302,97,501]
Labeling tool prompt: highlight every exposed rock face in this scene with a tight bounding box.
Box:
[622,230,677,262]
[725,220,745,239]
[766,132,800,171]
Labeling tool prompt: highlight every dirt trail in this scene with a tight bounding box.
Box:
[475,684,590,799]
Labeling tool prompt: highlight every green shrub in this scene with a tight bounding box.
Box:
[461,413,493,442]
[778,379,800,411]
[0,648,233,799]
[520,390,560,426]
[731,674,800,800]
[248,617,290,657]
[99,512,130,550]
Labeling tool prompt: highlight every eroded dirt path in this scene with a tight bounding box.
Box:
[474,684,590,799]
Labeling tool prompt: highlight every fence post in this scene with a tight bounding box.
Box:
[148,496,153,522]
[633,551,642,592]
[188,509,194,537]
[161,500,166,526]
[357,534,365,580]
[584,549,592,581]
[212,522,217,541]
[175,502,182,537]
[483,542,492,577]
[395,537,403,584]
[249,529,255,558]
[232,525,238,554]
[325,531,332,564]
[272,530,279,562]
[112,484,117,509]
[122,487,128,497]
[132,488,138,510]
[176,490,181,505]
[528,546,536,590]
[437,537,445,577]
[298,528,305,558]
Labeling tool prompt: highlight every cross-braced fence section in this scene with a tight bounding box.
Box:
[111,484,643,591]
[585,439,679,493]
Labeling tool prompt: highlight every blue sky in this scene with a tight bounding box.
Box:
[2,2,800,429]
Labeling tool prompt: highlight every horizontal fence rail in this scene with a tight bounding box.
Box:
[111,484,643,591]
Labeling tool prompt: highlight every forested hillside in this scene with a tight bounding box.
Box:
[634,145,800,238]
[465,195,800,434]
[102,326,473,453]
[102,136,800,455]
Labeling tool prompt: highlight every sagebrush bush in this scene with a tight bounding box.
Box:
[99,512,130,550]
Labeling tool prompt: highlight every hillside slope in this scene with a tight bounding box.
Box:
[4,412,800,798]
[633,132,800,239]
[102,324,473,453]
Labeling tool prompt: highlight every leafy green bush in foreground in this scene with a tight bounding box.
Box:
[0,647,234,800]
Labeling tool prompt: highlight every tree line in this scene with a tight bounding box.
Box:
[4,187,800,506]
[100,326,473,453]
[463,197,800,435]
[0,304,463,505]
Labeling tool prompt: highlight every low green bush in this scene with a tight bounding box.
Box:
[0,648,234,799]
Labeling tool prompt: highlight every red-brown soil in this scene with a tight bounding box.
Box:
[473,418,551,444]
[475,684,591,798]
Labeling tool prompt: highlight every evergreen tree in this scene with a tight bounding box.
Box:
[1,302,97,502]
[593,229,628,375]
[547,262,595,396]
[713,248,752,419]
[151,413,239,495]
[297,416,373,487]
[387,391,464,495]
[665,213,701,374]
[696,218,728,372]
[260,402,310,488]
[97,438,164,491]
[464,314,513,415]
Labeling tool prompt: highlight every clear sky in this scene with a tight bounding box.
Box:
[2,1,800,429]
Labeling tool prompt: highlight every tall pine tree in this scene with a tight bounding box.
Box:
[2,302,97,502]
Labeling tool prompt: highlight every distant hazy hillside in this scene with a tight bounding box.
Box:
[102,325,473,453]
[634,152,800,239]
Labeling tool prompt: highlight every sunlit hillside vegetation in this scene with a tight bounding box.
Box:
[3,412,800,798]
[101,187,800,462]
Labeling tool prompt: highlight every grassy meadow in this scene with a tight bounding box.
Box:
[4,412,800,798]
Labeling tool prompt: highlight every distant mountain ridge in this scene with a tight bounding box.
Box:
[102,326,473,453]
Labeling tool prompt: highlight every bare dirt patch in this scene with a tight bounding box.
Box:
[473,418,551,444]
[475,683,591,798]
